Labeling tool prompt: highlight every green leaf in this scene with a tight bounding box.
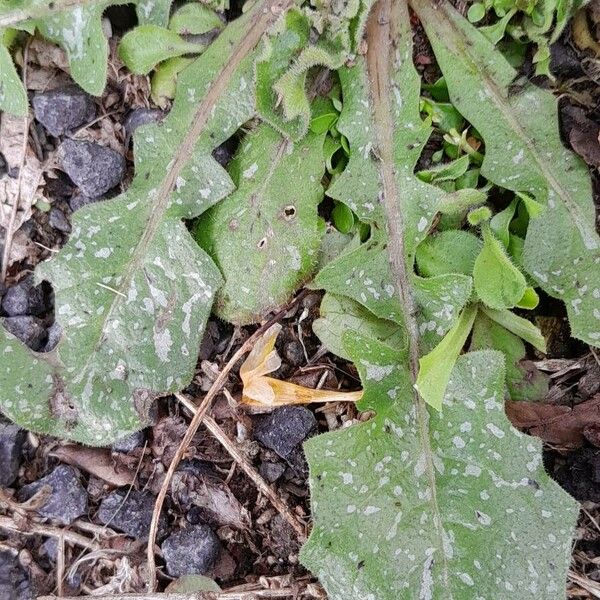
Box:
[255,8,312,139]
[118,25,204,75]
[0,41,27,115]
[0,0,285,445]
[480,305,547,352]
[490,198,518,247]
[331,201,354,234]
[194,124,325,325]
[516,286,540,310]
[150,56,193,108]
[413,0,600,346]
[471,311,549,401]
[302,349,578,599]
[415,304,477,410]
[473,225,527,309]
[416,230,482,278]
[165,575,221,593]
[169,3,223,35]
[0,0,174,102]
[417,154,470,183]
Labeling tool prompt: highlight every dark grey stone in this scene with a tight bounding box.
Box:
[32,87,96,137]
[253,406,316,459]
[123,108,164,138]
[161,525,221,577]
[44,321,62,352]
[69,193,103,211]
[0,550,33,600]
[3,316,47,351]
[97,489,167,540]
[48,207,71,233]
[60,139,125,198]
[259,461,285,483]
[1,276,46,317]
[111,429,145,453]
[18,465,87,525]
[283,340,305,367]
[0,418,26,486]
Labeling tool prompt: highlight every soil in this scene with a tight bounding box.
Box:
[0,2,600,599]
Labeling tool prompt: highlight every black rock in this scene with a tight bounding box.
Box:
[0,550,33,600]
[48,207,71,233]
[259,461,285,483]
[3,316,47,351]
[0,418,26,486]
[69,193,103,212]
[161,525,221,577]
[32,87,96,137]
[123,108,164,138]
[60,139,125,198]
[111,429,145,453]
[253,406,317,459]
[97,489,167,540]
[283,340,305,367]
[18,465,87,525]
[44,321,62,352]
[1,276,46,317]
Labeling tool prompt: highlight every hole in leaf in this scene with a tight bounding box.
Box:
[283,205,296,220]
[257,237,268,250]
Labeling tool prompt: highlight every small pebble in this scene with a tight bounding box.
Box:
[44,321,62,352]
[123,108,164,138]
[161,525,221,577]
[283,340,305,367]
[0,417,26,486]
[1,276,46,317]
[0,550,33,600]
[48,207,71,233]
[3,316,47,351]
[98,489,167,540]
[32,86,96,137]
[259,461,285,483]
[69,193,103,212]
[111,429,145,453]
[60,139,125,198]
[18,465,88,525]
[253,406,316,459]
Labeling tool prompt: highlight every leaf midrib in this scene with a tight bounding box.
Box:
[413,0,599,252]
[72,0,292,384]
[366,0,451,593]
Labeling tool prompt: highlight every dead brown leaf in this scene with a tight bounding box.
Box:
[0,114,44,233]
[506,394,600,448]
[50,445,136,487]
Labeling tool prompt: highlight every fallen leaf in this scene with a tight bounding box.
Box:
[0,114,44,233]
[240,324,362,407]
[506,394,600,448]
[50,445,137,487]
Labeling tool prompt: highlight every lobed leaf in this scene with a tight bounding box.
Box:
[0,0,290,445]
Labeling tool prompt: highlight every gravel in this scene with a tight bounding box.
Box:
[1,276,46,317]
[253,406,317,459]
[69,193,102,211]
[161,525,221,577]
[0,550,33,600]
[123,108,164,138]
[44,321,62,352]
[0,417,26,487]
[3,316,47,351]
[97,488,167,540]
[32,86,96,137]
[259,461,286,483]
[60,139,125,198]
[18,465,88,525]
[48,207,72,233]
[111,429,145,453]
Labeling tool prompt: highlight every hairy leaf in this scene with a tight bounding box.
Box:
[194,124,325,325]
[413,0,600,346]
[0,0,289,445]
[0,39,27,115]
[303,1,578,597]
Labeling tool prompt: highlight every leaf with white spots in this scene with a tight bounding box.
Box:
[0,0,174,104]
[412,0,600,346]
[303,1,578,596]
[302,350,579,599]
[194,123,325,325]
[0,0,288,444]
